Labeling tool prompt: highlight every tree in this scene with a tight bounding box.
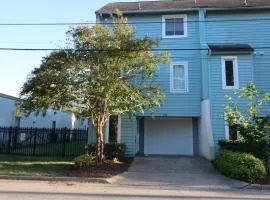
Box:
[19,15,168,163]
[224,83,270,161]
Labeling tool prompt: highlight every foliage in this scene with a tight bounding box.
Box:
[105,143,125,159]
[85,143,125,159]
[73,154,95,168]
[19,13,168,163]
[224,83,270,162]
[218,139,270,162]
[214,150,267,182]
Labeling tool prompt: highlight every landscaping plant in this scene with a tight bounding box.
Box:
[224,83,270,162]
[214,150,267,182]
[85,143,125,159]
[19,13,168,164]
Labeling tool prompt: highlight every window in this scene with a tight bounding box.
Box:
[222,56,239,89]
[105,115,121,143]
[170,62,188,93]
[225,124,240,141]
[162,15,187,38]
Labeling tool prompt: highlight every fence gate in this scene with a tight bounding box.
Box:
[0,127,88,157]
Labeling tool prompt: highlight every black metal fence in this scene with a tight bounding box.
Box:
[0,127,88,157]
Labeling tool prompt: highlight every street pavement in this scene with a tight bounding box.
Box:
[0,180,270,200]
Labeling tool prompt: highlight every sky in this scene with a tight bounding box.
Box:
[0,0,142,97]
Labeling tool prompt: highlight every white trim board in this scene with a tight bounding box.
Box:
[221,56,239,90]
[170,62,189,93]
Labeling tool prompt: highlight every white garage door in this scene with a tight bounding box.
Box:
[144,118,193,155]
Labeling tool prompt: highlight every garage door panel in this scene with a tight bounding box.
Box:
[144,118,193,155]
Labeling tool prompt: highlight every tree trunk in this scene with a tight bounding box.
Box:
[95,121,104,164]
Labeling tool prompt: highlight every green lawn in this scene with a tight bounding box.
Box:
[12,141,87,157]
[0,155,74,176]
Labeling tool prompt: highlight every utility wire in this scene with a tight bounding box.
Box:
[0,47,270,51]
[0,18,270,26]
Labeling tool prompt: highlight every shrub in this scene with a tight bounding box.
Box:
[214,150,267,182]
[85,143,96,156]
[218,139,270,162]
[104,143,125,159]
[73,154,95,168]
[85,143,126,159]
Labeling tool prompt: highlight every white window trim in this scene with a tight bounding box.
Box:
[170,62,189,93]
[105,115,121,143]
[224,116,230,140]
[162,14,188,38]
[221,56,239,90]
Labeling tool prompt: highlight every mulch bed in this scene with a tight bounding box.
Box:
[65,158,133,178]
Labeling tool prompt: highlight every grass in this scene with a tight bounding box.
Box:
[12,141,87,157]
[0,155,74,176]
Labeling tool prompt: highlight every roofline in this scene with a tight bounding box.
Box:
[0,93,20,101]
[96,5,270,15]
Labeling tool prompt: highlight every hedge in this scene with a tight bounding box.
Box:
[214,150,267,182]
[85,143,126,159]
[218,139,270,162]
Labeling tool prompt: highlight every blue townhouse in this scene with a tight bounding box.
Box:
[89,0,270,160]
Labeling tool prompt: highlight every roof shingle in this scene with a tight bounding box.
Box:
[97,0,270,14]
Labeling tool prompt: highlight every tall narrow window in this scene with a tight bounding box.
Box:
[162,15,187,38]
[109,115,118,143]
[105,115,121,143]
[170,62,188,93]
[222,56,239,89]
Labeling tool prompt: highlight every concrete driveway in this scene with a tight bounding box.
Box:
[109,156,247,189]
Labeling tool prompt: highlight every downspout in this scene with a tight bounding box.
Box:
[199,8,215,160]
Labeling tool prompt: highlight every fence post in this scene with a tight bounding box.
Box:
[7,127,13,154]
[62,128,67,157]
[32,128,38,156]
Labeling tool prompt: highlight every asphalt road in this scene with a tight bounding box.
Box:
[0,180,270,200]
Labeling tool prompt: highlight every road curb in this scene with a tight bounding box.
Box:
[0,175,109,184]
[244,183,270,190]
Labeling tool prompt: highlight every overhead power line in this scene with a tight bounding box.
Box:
[0,18,270,26]
[0,47,270,51]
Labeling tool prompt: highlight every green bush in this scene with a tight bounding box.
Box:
[218,139,270,162]
[84,143,96,156]
[85,143,126,159]
[104,143,125,159]
[214,150,267,182]
[73,154,95,168]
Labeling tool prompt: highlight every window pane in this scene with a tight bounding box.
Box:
[229,126,238,141]
[165,19,174,36]
[109,115,118,143]
[173,65,185,90]
[165,17,184,36]
[175,18,184,35]
[225,60,234,86]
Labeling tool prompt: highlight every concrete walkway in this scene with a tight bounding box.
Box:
[109,156,247,189]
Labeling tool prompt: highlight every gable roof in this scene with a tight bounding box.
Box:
[97,0,270,14]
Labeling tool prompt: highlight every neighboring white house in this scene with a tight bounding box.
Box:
[0,93,19,127]
[0,93,88,129]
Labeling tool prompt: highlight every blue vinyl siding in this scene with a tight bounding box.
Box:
[97,8,270,156]
[126,12,201,117]
[120,115,137,156]
[209,55,254,145]
[206,10,270,144]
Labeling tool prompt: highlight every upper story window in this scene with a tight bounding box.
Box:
[162,15,187,38]
[222,56,239,89]
[170,62,188,93]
